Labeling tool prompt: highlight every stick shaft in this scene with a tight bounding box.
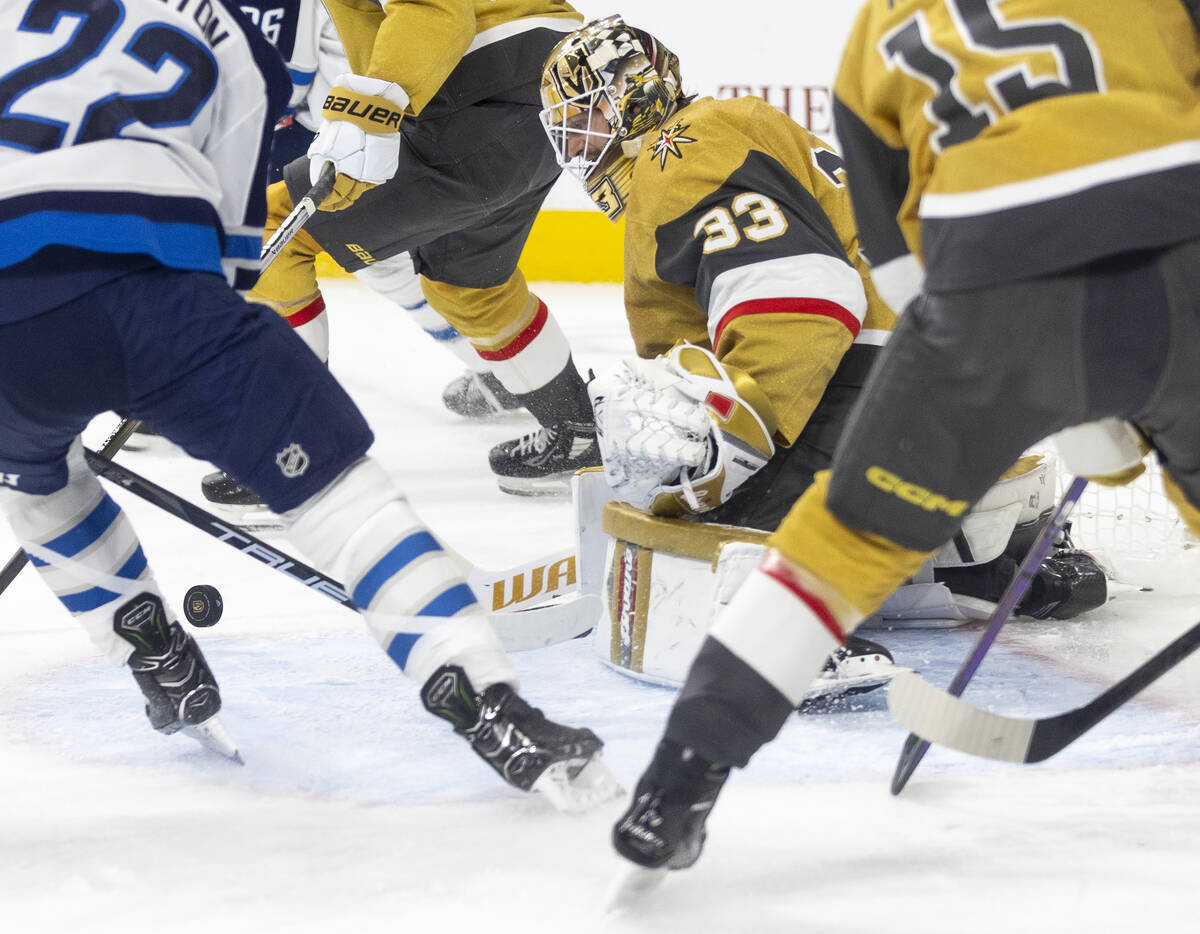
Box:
[0,418,143,598]
[890,476,1088,793]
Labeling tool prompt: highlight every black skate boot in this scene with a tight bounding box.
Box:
[113,593,240,760]
[420,664,618,811]
[798,635,899,711]
[1018,549,1108,619]
[613,739,730,871]
[442,370,522,418]
[200,470,282,530]
[488,419,601,496]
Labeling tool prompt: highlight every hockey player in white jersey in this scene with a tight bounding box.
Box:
[0,0,612,809]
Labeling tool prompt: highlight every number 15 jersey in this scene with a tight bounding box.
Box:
[833,0,1200,293]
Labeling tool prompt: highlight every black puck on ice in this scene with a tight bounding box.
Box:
[183,584,223,627]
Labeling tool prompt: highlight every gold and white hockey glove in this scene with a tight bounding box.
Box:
[588,343,777,516]
[307,73,409,211]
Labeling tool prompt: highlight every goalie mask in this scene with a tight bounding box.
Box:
[539,16,683,221]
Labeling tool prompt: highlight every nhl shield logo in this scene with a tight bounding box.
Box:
[275,443,310,478]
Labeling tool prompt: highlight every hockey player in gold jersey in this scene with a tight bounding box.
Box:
[541,17,894,532]
[603,0,1200,878]
[206,0,603,510]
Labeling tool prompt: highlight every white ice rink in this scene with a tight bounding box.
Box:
[3,279,1200,933]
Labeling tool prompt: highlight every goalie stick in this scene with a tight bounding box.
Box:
[889,476,1089,794]
[82,447,600,652]
[887,617,1200,763]
[0,167,338,604]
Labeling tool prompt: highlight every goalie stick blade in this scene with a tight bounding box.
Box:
[887,671,1035,763]
[486,593,601,652]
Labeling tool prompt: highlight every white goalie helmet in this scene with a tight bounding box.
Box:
[539,15,684,220]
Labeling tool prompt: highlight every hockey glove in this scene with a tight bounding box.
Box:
[308,73,409,212]
[589,343,777,515]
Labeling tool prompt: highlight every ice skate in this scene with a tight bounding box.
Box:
[114,592,242,762]
[612,739,729,872]
[200,469,284,531]
[798,634,907,711]
[488,420,601,496]
[442,370,522,419]
[1019,549,1107,619]
[420,664,619,812]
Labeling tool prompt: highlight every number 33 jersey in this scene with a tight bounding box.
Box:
[622,95,895,447]
[0,0,291,314]
[834,0,1200,293]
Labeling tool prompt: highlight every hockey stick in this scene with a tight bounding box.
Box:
[259,162,336,268]
[887,617,1200,763]
[889,476,1089,794]
[82,447,599,651]
[0,417,143,598]
[470,547,578,611]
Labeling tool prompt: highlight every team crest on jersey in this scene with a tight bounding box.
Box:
[275,443,310,478]
[651,121,695,168]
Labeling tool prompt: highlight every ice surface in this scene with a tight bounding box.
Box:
[2,280,1199,932]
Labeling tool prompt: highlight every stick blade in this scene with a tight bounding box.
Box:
[486,593,602,652]
[887,670,1035,764]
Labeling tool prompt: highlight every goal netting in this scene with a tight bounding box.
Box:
[1044,452,1200,593]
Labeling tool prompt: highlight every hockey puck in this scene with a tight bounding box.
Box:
[183,584,223,627]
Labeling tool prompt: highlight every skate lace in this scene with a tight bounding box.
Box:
[512,427,557,457]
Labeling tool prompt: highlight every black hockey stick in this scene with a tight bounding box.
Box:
[888,617,1200,763]
[0,417,143,598]
[82,446,355,607]
[260,162,336,269]
[82,447,599,650]
[889,476,1089,794]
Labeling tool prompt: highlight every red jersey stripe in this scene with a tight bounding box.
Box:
[713,296,861,348]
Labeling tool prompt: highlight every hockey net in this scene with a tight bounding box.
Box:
[1044,453,1200,593]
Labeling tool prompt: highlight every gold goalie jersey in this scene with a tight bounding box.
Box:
[834,0,1200,292]
[623,95,895,445]
[322,0,581,116]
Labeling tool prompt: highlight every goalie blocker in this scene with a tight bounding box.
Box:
[574,452,1105,699]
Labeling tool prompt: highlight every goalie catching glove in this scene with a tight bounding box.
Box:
[308,73,409,211]
[588,343,777,515]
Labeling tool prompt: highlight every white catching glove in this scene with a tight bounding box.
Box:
[307,73,409,210]
[588,344,777,515]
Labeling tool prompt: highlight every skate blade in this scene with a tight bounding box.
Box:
[205,501,285,532]
[532,753,624,814]
[603,862,668,912]
[799,666,911,711]
[496,475,573,498]
[182,715,244,763]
